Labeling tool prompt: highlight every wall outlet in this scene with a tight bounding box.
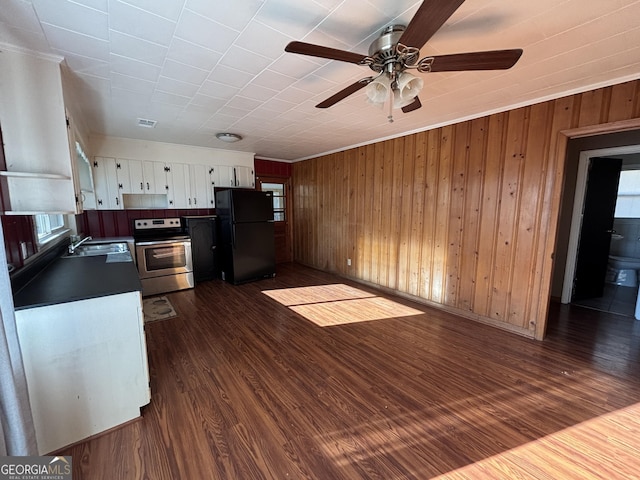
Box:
[347,258,351,266]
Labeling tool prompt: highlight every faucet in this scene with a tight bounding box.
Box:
[68,236,92,254]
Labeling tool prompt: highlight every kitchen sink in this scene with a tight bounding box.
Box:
[64,242,131,257]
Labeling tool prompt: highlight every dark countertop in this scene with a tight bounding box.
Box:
[13,254,142,310]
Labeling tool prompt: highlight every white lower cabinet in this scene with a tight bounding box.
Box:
[15,291,151,455]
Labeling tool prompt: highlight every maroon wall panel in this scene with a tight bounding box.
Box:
[255,158,292,178]
[2,215,36,268]
[78,208,215,238]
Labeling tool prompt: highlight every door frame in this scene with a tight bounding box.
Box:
[257,175,293,263]
[561,144,640,303]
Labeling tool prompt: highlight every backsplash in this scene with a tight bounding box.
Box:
[611,218,640,258]
[78,208,214,238]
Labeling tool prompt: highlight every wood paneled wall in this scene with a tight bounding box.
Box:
[292,80,640,339]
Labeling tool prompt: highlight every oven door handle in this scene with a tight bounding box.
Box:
[136,239,190,247]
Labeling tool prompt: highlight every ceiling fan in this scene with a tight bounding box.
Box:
[284,0,523,122]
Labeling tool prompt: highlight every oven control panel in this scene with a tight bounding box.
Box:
[134,218,182,230]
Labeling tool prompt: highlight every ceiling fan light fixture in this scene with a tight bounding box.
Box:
[365,72,423,111]
[365,75,391,104]
[216,132,243,143]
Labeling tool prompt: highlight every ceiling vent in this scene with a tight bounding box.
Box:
[137,118,157,128]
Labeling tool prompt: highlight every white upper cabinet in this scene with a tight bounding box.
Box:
[119,159,167,195]
[234,165,255,188]
[189,164,209,208]
[92,157,122,210]
[0,48,80,214]
[166,163,190,209]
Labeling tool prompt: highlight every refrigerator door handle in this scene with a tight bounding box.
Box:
[231,224,236,248]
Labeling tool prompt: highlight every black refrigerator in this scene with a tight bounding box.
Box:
[216,189,276,284]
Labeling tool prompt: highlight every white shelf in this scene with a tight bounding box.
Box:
[3,210,75,216]
[0,171,71,180]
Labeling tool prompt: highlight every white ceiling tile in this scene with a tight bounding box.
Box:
[161,59,209,85]
[2,0,639,161]
[199,79,241,100]
[185,0,263,32]
[110,71,155,93]
[156,75,200,97]
[255,0,329,39]
[316,0,390,47]
[110,53,161,82]
[63,53,110,78]
[235,20,293,60]
[218,105,251,118]
[190,94,227,110]
[274,86,314,103]
[175,8,239,53]
[72,0,108,12]
[0,25,49,52]
[151,90,191,106]
[166,37,222,71]
[109,30,167,66]
[225,95,263,111]
[0,0,42,33]
[33,0,109,40]
[208,64,255,88]
[218,46,273,75]
[42,23,110,60]
[269,54,320,77]
[238,84,279,101]
[260,97,297,113]
[109,0,177,47]
[115,0,185,22]
[110,86,152,109]
[251,69,297,90]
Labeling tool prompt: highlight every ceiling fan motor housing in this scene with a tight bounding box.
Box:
[367,25,408,73]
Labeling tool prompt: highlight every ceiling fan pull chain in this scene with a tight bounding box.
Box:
[387,85,394,123]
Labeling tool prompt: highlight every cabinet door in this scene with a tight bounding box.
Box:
[207,166,217,208]
[167,163,190,209]
[144,161,168,194]
[189,164,209,208]
[125,159,145,193]
[217,165,235,188]
[234,166,255,188]
[92,157,122,209]
[115,159,133,194]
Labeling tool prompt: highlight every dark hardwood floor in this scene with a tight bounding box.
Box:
[60,263,640,479]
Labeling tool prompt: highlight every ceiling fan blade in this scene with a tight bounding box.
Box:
[316,78,374,108]
[399,0,466,50]
[428,49,523,71]
[285,41,368,64]
[401,97,422,113]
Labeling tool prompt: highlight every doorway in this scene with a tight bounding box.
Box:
[258,176,293,263]
[562,145,640,317]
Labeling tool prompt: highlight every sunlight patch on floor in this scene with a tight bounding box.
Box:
[262,284,423,326]
[431,402,640,479]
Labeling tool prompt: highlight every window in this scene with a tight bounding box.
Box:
[615,170,640,218]
[261,182,286,221]
[34,213,67,245]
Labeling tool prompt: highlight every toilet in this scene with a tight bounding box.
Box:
[607,255,640,288]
